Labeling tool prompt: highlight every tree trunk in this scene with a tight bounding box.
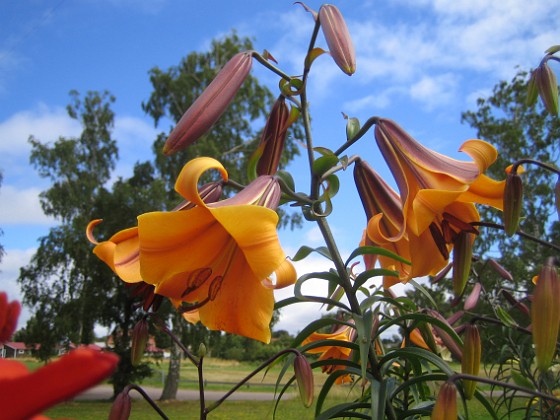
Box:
[160,313,182,400]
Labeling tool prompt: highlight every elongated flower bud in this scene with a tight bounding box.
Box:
[131,318,149,366]
[163,52,253,155]
[428,310,462,362]
[294,353,314,408]
[531,259,560,371]
[536,62,559,115]
[318,5,356,75]
[431,381,458,420]
[503,172,523,236]
[452,232,473,296]
[488,258,513,281]
[501,289,530,317]
[255,96,293,176]
[109,390,132,420]
[461,325,481,399]
[463,282,481,311]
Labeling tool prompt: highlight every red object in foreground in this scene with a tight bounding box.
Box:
[0,348,119,419]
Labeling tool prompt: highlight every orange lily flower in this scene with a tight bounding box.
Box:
[89,157,296,343]
[302,324,356,384]
[371,119,504,265]
[354,160,447,285]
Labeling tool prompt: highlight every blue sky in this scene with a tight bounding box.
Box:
[0,0,558,334]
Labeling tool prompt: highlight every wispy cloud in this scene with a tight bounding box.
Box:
[0,185,54,225]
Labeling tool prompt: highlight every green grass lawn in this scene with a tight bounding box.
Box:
[30,357,536,419]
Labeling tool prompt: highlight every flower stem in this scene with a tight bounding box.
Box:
[126,384,170,420]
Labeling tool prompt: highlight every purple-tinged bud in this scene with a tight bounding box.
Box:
[501,289,530,317]
[503,172,523,237]
[428,310,462,362]
[163,52,253,155]
[294,353,314,408]
[255,96,294,176]
[431,381,457,420]
[536,62,559,115]
[464,283,482,311]
[131,318,149,366]
[531,259,560,371]
[318,5,356,76]
[0,293,21,344]
[452,232,473,297]
[109,390,132,420]
[461,325,481,399]
[446,311,464,326]
[488,259,513,281]
[431,263,452,284]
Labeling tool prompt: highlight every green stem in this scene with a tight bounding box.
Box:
[511,158,560,175]
[334,116,380,156]
[125,384,170,420]
[251,51,292,82]
[206,348,302,413]
[472,221,560,252]
[315,216,362,315]
[198,356,206,420]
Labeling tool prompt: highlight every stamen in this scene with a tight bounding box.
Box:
[181,267,213,297]
[208,276,224,301]
[429,223,449,260]
[442,212,479,235]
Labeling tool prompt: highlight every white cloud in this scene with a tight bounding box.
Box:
[0,104,81,156]
[0,185,54,225]
[409,73,458,110]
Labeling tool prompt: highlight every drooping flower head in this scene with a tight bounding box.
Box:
[354,159,447,285]
[370,119,504,285]
[302,323,356,384]
[88,157,296,343]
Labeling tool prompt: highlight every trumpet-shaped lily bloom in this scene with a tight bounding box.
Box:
[302,324,356,384]
[371,119,504,262]
[89,157,296,343]
[354,160,447,285]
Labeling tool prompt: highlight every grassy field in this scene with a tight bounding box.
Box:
[29,357,533,419]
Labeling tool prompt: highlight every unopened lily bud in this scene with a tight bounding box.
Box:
[294,353,314,408]
[318,5,356,75]
[0,292,21,343]
[109,390,132,420]
[526,69,539,106]
[431,381,458,420]
[536,62,559,115]
[198,343,207,358]
[488,259,513,281]
[503,172,523,236]
[163,52,253,155]
[428,310,462,362]
[255,96,293,176]
[501,289,530,317]
[531,259,560,371]
[131,318,149,366]
[461,325,481,399]
[431,263,452,284]
[452,232,473,296]
[464,283,482,311]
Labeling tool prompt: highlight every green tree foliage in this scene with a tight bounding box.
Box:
[17,91,162,395]
[461,69,559,283]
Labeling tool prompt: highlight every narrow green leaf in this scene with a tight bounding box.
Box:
[345,246,411,268]
[510,371,535,390]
